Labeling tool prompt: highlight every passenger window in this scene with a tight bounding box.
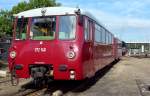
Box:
[89,20,93,41]
[106,31,109,44]
[99,26,102,43]
[95,24,100,42]
[107,31,109,44]
[111,35,113,44]
[109,33,112,44]
[105,31,108,44]
[102,28,105,44]
[84,18,90,40]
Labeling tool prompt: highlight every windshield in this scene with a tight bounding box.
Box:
[15,18,28,40]
[59,16,76,40]
[30,16,56,40]
[14,16,76,40]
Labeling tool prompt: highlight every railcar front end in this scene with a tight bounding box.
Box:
[8,12,85,84]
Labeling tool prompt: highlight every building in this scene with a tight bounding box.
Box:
[126,42,150,56]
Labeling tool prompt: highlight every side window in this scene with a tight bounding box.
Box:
[102,28,105,44]
[106,31,109,44]
[89,20,93,41]
[95,24,100,42]
[107,31,109,44]
[99,26,102,43]
[108,33,110,44]
[111,34,113,44]
[84,18,90,40]
[106,31,108,44]
[99,26,103,43]
[109,33,112,44]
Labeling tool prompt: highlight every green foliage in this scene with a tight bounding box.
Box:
[0,10,12,36]
[0,0,61,36]
[12,0,61,14]
[11,1,29,14]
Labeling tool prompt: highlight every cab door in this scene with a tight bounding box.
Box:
[89,19,95,77]
[83,17,95,78]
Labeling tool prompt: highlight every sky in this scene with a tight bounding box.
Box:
[0,0,150,42]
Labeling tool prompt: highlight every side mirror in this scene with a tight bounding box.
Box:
[78,15,83,26]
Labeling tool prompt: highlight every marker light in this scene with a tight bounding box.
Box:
[70,70,75,80]
[67,51,76,59]
[10,51,17,59]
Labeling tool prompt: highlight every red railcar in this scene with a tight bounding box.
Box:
[8,7,122,84]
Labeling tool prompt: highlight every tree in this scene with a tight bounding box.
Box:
[0,10,12,36]
[12,0,61,14]
[11,1,29,14]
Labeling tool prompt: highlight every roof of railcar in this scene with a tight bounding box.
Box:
[16,7,98,22]
[15,7,114,37]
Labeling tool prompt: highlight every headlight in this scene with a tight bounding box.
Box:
[67,51,76,59]
[10,51,17,59]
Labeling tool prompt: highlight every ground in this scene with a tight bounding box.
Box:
[66,57,150,96]
[0,57,150,96]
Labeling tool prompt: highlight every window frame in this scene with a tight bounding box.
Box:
[101,27,106,44]
[58,15,77,40]
[30,16,57,40]
[14,17,28,40]
[94,23,102,43]
[84,16,90,41]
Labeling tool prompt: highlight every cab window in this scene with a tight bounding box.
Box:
[30,16,56,40]
[59,16,76,40]
[15,18,28,40]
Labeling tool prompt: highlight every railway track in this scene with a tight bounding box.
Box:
[8,79,50,96]
[14,88,46,96]
[26,88,47,96]
[0,78,73,96]
[0,78,28,86]
[12,81,62,96]
[0,74,63,95]
[0,79,10,84]
[0,77,11,86]
[0,77,106,96]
